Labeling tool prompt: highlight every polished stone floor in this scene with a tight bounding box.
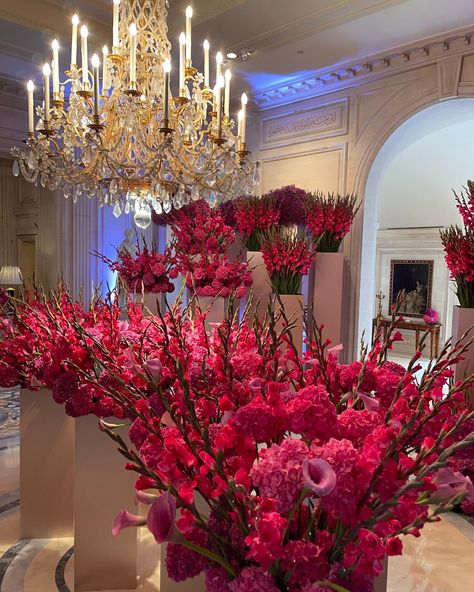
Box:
[1,387,474,591]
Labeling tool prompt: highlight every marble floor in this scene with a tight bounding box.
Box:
[1,387,474,591]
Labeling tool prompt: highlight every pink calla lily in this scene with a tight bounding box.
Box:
[112,510,146,536]
[146,358,162,380]
[147,491,177,543]
[358,393,381,412]
[431,468,474,503]
[302,458,337,497]
[135,490,159,505]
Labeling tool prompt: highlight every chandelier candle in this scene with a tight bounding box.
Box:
[42,63,51,125]
[27,81,34,137]
[129,23,137,88]
[203,39,210,87]
[179,32,186,95]
[102,46,109,91]
[52,39,60,95]
[185,6,193,63]
[216,74,224,135]
[80,25,89,87]
[224,68,231,118]
[113,0,120,51]
[215,51,223,86]
[91,54,100,118]
[71,14,79,69]
[241,92,248,145]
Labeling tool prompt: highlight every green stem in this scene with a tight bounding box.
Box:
[179,539,237,578]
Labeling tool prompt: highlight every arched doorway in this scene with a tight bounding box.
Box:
[358,98,474,354]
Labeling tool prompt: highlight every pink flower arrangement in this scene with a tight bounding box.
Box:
[103,245,177,294]
[2,289,474,591]
[183,255,252,298]
[305,192,359,252]
[234,195,280,251]
[260,230,316,294]
[440,183,474,308]
[169,200,252,299]
[423,307,439,325]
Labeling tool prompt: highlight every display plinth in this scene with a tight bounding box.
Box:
[247,251,272,322]
[452,306,474,406]
[139,292,164,316]
[273,294,304,355]
[189,294,226,329]
[310,252,344,347]
[74,415,137,591]
[20,388,74,539]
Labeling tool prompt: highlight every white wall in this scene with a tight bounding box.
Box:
[375,100,474,229]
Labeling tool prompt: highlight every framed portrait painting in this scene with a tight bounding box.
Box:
[389,259,434,318]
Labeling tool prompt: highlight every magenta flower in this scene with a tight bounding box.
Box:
[358,393,381,412]
[147,491,178,543]
[302,459,337,497]
[112,510,146,536]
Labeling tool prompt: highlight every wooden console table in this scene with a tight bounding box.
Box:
[372,317,441,358]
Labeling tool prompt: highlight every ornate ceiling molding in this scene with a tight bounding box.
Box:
[251,26,474,110]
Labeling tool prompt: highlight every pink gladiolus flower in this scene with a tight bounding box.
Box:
[358,393,381,412]
[112,510,146,536]
[147,491,177,543]
[146,358,162,380]
[302,459,337,497]
[431,468,474,503]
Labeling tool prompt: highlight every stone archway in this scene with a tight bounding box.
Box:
[355,97,474,347]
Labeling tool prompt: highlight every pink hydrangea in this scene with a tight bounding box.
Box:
[287,385,337,441]
[229,567,280,592]
[232,393,287,442]
[251,439,309,513]
[165,531,209,582]
[337,408,379,447]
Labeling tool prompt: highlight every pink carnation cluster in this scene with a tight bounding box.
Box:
[1,289,474,591]
[168,200,252,299]
[107,246,177,294]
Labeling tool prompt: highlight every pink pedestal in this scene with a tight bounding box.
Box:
[20,389,74,539]
[374,557,388,591]
[310,252,344,346]
[247,251,272,322]
[273,294,304,356]
[452,306,474,405]
[189,293,226,329]
[140,292,164,316]
[74,416,137,591]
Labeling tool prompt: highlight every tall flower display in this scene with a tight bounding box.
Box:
[440,182,474,308]
[1,289,474,592]
[305,192,359,252]
[233,195,280,251]
[260,230,316,294]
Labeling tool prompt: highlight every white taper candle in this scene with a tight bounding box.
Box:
[185,6,193,62]
[224,68,231,117]
[179,32,186,94]
[129,23,137,86]
[52,39,60,94]
[71,14,79,68]
[42,63,51,123]
[27,80,35,135]
[203,39,210,87]
[80,25,89,86]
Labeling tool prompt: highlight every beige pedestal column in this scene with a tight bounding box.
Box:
[188,294,227,330]
[452,306,474,405]
[74,415,137,591]
[310,252,344,347]
[20,388,74,539]
[247,251,272,322]
[140,292,165,316]
[273,294,304,356]
[374,557,388,592]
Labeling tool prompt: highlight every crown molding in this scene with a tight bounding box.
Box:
[251,25,474,110]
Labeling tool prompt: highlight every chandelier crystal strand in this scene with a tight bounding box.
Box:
[12,0,259,228]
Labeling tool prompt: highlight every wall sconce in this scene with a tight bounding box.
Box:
[0,266,23,297]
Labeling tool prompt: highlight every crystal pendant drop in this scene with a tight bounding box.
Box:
[163,198,172,214]
[12,160,19,177]
[113,203,122,218]
[134,202,152,229]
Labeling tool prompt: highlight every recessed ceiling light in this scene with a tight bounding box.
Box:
[227,52,237,59]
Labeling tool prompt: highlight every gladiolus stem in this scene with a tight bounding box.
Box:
[180,539,237,577]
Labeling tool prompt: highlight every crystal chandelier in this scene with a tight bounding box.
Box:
[11,0,259,228]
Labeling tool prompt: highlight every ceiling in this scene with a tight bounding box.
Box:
[0,0,473,100]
